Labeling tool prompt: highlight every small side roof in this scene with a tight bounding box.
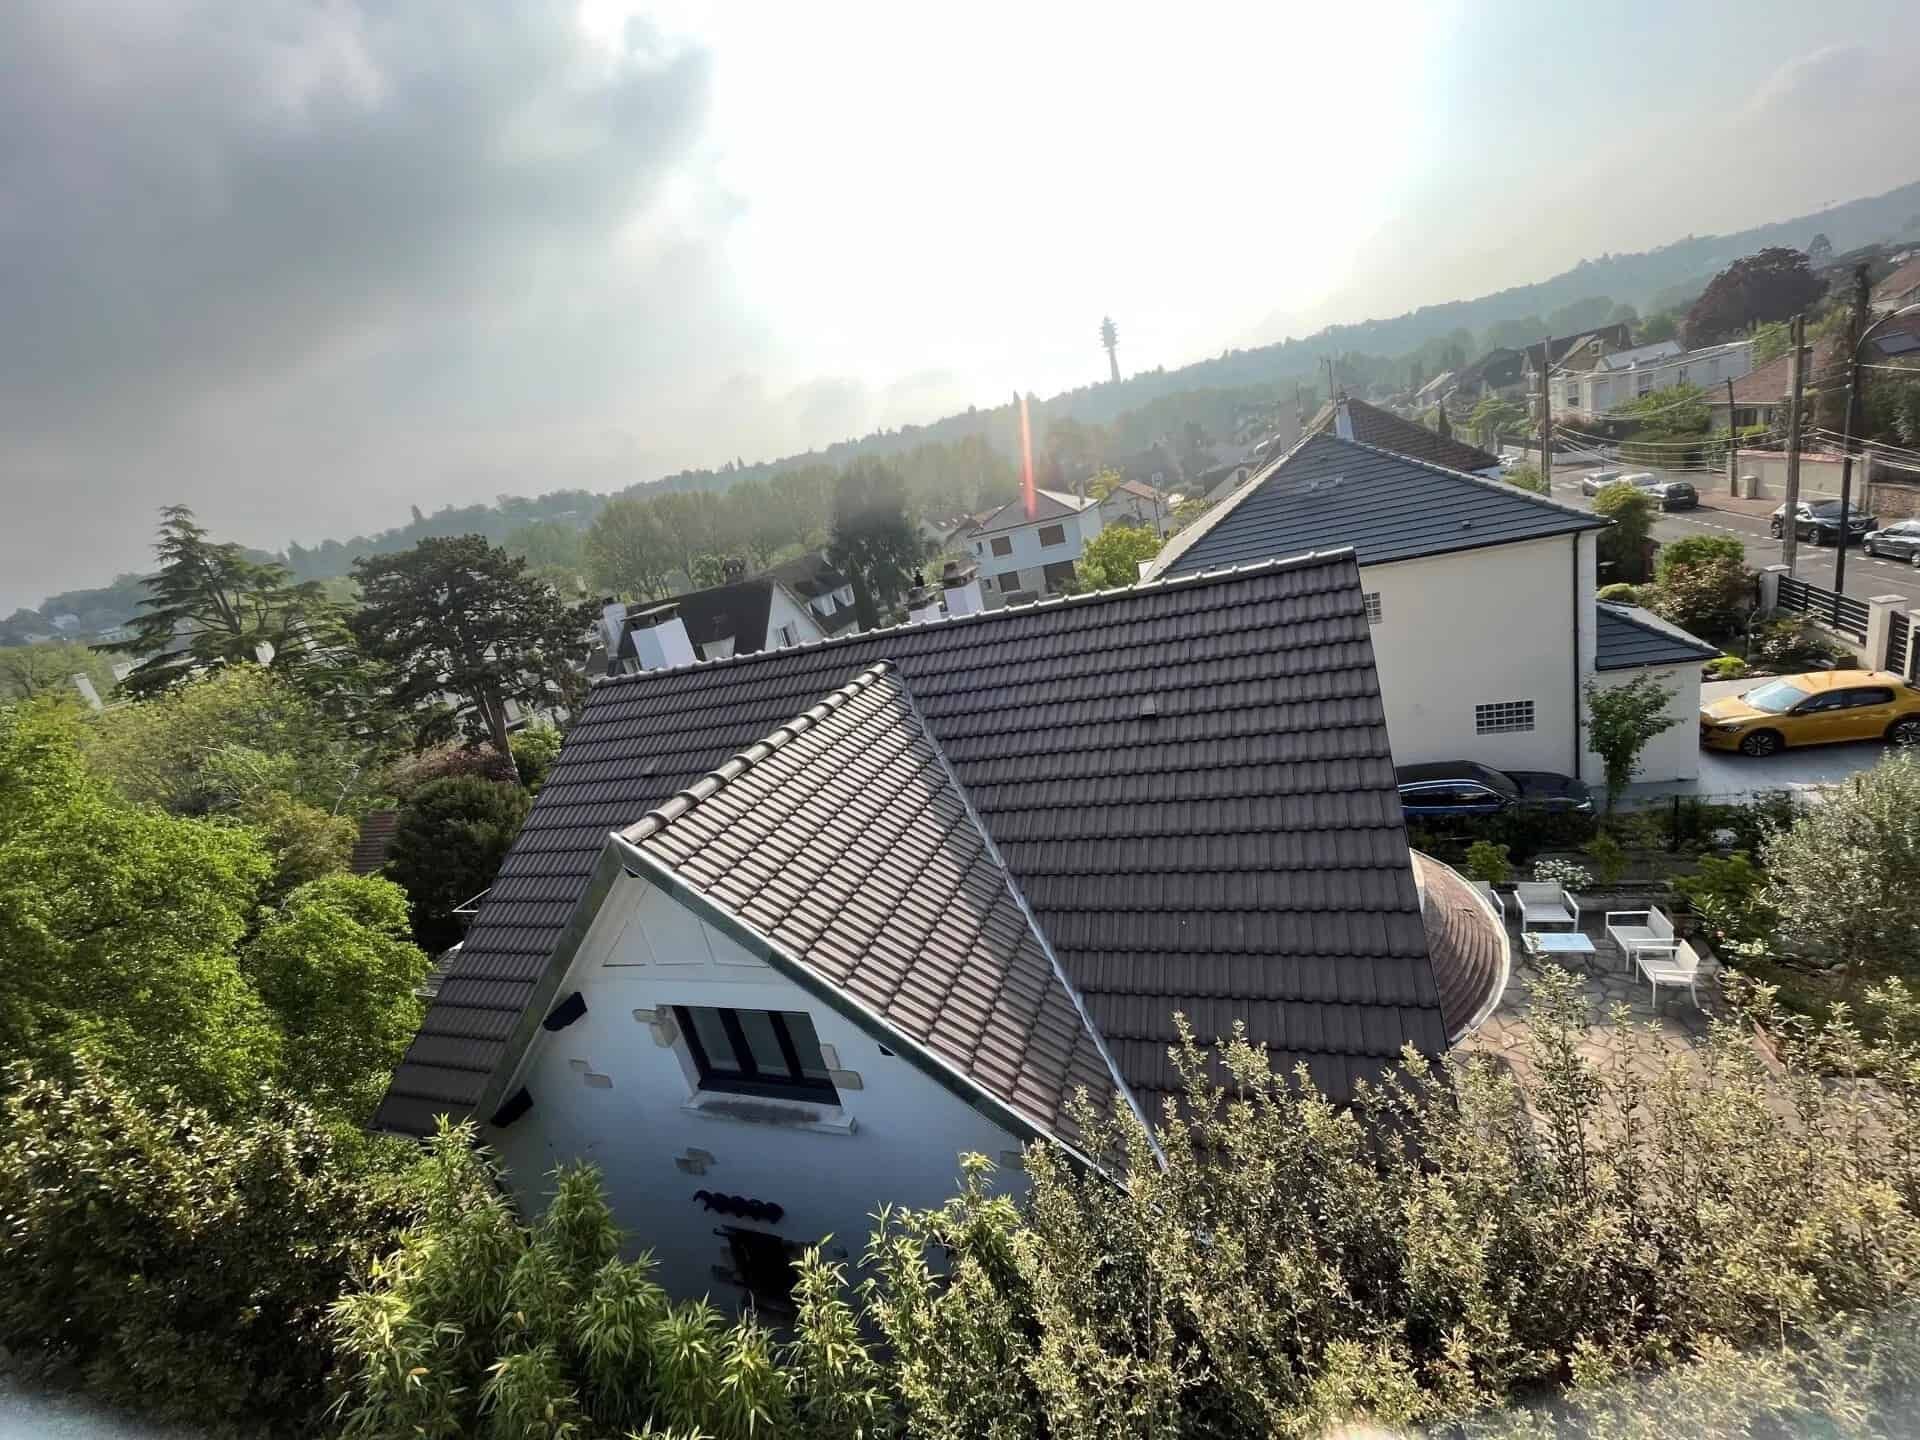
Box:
[1307,397,1500,474]
[623,663,1124,1147]
[1150,431,1605,579]
[1593,602,1721,671]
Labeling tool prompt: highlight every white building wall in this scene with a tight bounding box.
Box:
[1586,661,1702,785]
[766,587,828,649]
[973,504,1105,605]
[1363,535,1587,776]
[1574,343,1754,414]
[485,873,1025,1306]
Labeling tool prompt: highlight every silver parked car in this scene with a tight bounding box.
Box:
[1865,519,1920,564]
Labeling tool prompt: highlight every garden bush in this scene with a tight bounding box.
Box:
[1463,840,1512,884]
[0,1063,414,1431]
[384,775,532,951]
[1704,655,1748,681]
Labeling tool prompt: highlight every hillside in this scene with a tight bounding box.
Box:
[10,177,1918,635]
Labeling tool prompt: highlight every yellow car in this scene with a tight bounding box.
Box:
[1700,670,1920,756]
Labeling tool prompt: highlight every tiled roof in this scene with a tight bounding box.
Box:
[1151,432,1605,579]
[1109,479,1162,502]
[1593,602,1721,671]
[1522,324,1633,372]
[376,550,1455,1136]
[625,663,1122,1146]
[1308,398,1500,474]
[1875,255,1920,306]
[975,489,1096,534]
[349,809,399,876]
[765,552,852,601]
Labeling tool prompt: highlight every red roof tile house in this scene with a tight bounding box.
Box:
[378,552,1508,1310]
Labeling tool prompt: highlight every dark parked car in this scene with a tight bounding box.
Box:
[1770,499,1876,546]
[1395,761,1594,821]
[1865,519,1920,564]
[1641,477,1697,510]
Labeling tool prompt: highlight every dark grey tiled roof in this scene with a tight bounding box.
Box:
[764,551,852,601]
[626,663,1119,1145]
[1308,398,1500,474]
[376,550,1449,1136]
[1153,432,1605,578]
[974,489,1095,535]
[1593,602,1721,671]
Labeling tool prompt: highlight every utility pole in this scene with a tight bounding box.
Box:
[1323,355,1336,406]
[1782,313,1805,575]
[1537,335,1552,476]
[1833,271,1872,603]
[1724,377,1738,495]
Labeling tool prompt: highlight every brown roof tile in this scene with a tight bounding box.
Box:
[376,551,1446,1134]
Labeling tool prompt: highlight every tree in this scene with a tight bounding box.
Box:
[1501,461,1548,496]
[1585,672,1679,810]
[584,496,676,599]
[0,703,281,1108]
[1073,525,1163,591]
[1592,482,1656,582]
[1638,310,1680,343]
[1650,535,1753,638]
[1100,315,1120,383]
[0,1062,414,1432]
[83,663,371,816]
[0,640,119,702]
[1761,754,1920,982]
[1807,231,1833,268]
[510,722,565,792]
[100,506,339,698]
[1750,318,1793,365]
[828,460,922,629]
[504,519,588,590]
[384,776,532,952]
[351,536,590,758]
[243,873,430,1116]
[1681,248,1825,348]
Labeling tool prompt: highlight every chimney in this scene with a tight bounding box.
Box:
[940,559,984,618]
[1333,398,1355,441]
[600,596,627,654]
[625,601,697,671]
[906,571,943,625]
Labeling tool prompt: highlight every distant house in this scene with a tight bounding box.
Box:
[592,553,859,676]
[1098,478,1171,533]
[965,489,1104,606]
[1149,431,1717,784]
[1305,396,1501,475]
[1561,340,1752,417]
[1455,325,1635,404]
[376,550,1508,1310]
[1412,370,1456,411]
[1874,254,1920,314]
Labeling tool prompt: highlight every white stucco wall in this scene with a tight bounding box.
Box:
[1364,534,1592,776]
[485,871,1025,1307]
[973,503,1105,606]
[1586,661,1701,785]
[767,587,828,649]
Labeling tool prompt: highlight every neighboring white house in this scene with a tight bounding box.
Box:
[378,555,1508,1311]
[1098,478,1171,534]
[1562,340,1753,417]
[594,553,859,675]
[1150,432,1718,784]
[967,489,1104,605]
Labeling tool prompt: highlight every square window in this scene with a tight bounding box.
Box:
[990,535,1013,557]
[997,570,1023,593]
[674,1006,838,1102]
[1474,700,1535,734]
[1363,591,1383,625]
[1037,523,1067,547]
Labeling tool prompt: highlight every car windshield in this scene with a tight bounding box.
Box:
[1742,679,1811,714]
[1808,502,1851,518]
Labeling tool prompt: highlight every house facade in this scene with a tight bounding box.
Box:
[1098,478,1171,533]
[967,489,1104,605]
[1149,432,1715,784]
[1561,340,1753,417]
[379,555,1509,1311]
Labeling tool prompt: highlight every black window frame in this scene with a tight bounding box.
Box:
[989,535,1014,557]
[674,1005,839,1103]
[1037,522,1068,547]
[996,569,1023,593]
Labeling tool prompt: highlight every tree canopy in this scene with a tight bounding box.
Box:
[828,460,923,628]
[1074,524,1163,590]
[384,775,532,952]
[1681,247,1825,348]
[350,536,590,757]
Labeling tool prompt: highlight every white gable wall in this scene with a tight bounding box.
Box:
[1586,660,1701,785]
[1364,532,1595,776]
[485,869,1026,1306]
[767,586,827,649]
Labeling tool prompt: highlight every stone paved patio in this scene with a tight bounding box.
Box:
[1463,914,1721,1088]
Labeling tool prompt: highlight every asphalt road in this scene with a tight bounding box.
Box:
[1540,460,1920,609]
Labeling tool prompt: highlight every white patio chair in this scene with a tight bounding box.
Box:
[1637,938,1706,1012]
[1604,907,1679,966]
[1513,882,1579,931]
[1468,880,1511,924]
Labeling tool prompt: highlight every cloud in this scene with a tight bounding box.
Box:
[0,0,732,604]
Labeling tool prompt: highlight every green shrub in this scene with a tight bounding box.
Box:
[1673,851,1773,946]
[0,1062,413,1431]
[1656,534,1747,578]
[1749,619,1852,673]
[1648,552,1752,638]
[1593,484,1656,583]
[1584,831,1628,885]
[509,723,565,792]
[1533,856,1593,891]
[1705,655,1749,680]
[384,776,532,951]
[1596,582,1640,604]
[1463,840,1512,884]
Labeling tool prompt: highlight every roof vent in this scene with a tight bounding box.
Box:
[1139,695,1159,718]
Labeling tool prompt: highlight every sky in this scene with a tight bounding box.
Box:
[4,0,1920,612]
